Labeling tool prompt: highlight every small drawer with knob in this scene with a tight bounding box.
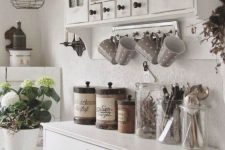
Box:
[102,0,116,20]
[116,0,131,18]
[89,3,102,22]
[131,0,148,16]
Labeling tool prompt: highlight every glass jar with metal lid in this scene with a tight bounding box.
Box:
[73,81,96,125]
[96,82,126,130]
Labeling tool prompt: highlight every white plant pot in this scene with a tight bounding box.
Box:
[3,128,39,150]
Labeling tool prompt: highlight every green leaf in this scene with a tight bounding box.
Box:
[20,87,39,100]
[49,88,60,102]
[40,100,52,110]
[36,111,51,122]
[13,101,27,110]
[27,99,41,109]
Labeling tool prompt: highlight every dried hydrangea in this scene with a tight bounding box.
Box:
[0,82,11,91]
[36,76,55,88]
[20,80,33,88]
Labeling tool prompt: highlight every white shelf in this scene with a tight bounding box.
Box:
[66,9,195,29]
[42,121,218,150]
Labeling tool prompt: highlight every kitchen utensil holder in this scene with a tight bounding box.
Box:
[61,34,86,57]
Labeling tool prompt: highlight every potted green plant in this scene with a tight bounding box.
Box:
[0,76,60,150]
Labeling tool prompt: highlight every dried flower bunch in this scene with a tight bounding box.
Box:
[198,0,225,63]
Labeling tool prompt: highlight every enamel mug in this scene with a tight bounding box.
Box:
[157,36,186,67]
[115,37,137,65]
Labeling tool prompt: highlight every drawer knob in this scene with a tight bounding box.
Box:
[133,2,142,8]
[103,7,110,12]
[117,5,125,10]
[89,10,97,15]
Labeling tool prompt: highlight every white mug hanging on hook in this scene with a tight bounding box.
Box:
[157,36,186,67]
[115,37,137,65]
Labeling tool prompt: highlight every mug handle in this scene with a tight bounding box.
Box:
[110,36,119,46]
[151,32,160,50]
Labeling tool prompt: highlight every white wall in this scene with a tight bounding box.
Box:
[0,1,41,66]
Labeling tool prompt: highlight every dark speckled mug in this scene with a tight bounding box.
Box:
[136,33,160,64]
[98,37,118,65]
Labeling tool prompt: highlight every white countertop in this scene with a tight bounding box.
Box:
[42,121,218,150]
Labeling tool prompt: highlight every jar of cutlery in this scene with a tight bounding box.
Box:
[96,82,126,130]
[180,104,208,150]
[135,83,162,139]
[156,84,184,145]
[73,81,96,125]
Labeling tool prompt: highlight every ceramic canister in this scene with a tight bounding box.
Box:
[118,95,135,133]
[96,82,126,130]
[73,81,96,125]
[9,49,32,67]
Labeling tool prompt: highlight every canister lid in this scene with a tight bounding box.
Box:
[96,82,126,95]
[118,95,135,105]
[73,81,95,94]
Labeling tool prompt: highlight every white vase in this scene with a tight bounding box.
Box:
[3,128,39,150]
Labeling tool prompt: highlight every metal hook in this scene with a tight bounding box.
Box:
[143,61,159,83]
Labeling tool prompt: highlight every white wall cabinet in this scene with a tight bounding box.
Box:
[149,0,194,14]
[103,1,116,20]
[132,0,148,16]
[116,0,131,18]
[89,3,102,22]
[66,0,219,28]
[65,0,89,24]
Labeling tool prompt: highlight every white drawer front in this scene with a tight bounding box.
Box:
[44,131,106,150]
[131,0,148,16]
[116,0,131,18]
[89,3,102,22]
[149,0,194,14]
[66,0,89,24]
[103,1,116,20]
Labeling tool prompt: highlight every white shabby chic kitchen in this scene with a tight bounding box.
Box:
[0,0,225,150]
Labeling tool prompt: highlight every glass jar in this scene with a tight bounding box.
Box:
[156,100,182,145]
[180,105,208,150]
[135,83,162,139]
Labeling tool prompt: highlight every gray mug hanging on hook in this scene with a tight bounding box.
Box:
[136,32,160,65]
[98,36,119,65]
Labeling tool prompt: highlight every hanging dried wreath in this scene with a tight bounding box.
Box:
[192,0,225,68]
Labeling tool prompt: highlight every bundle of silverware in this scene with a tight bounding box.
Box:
[181,84,209,149]
[157,83,185,144]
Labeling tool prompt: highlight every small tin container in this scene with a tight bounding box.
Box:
[96,82,126,130]
[118,95,135,133]
[73,81,96,125]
